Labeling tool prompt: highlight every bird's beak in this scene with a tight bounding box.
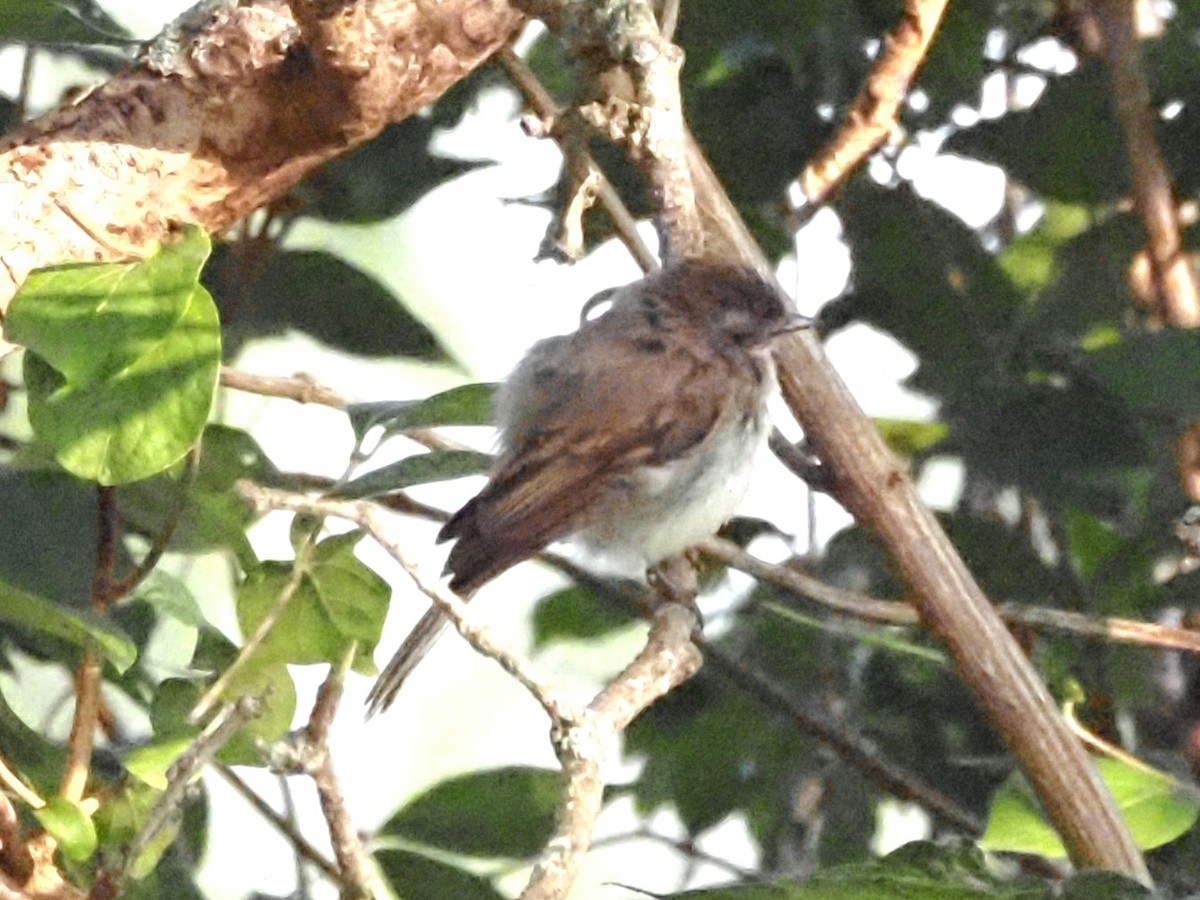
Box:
[773,311,812,339]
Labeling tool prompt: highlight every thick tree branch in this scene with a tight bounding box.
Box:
[0,0,525,316]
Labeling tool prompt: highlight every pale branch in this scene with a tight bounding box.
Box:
[0,0,526,316]
[233,482,577,724]
[304,647,377,900]
[1081,0,1200,326]
[218,366,467,455]
[519,0,701,260]
[219,367,348,409]
[0,757,42,812]
[523,569,702,900]
[796,0,951,211]
[699,536,1200,655]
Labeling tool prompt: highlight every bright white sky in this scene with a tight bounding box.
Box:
[0,3,1030,896]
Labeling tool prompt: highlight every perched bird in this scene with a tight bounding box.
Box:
[367,260,801,714]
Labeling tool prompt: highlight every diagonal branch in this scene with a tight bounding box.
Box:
[797,0,951,211]
[0,0,525,316]
[1080,0,1200,326]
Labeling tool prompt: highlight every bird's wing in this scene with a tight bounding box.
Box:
[440,325,731,592]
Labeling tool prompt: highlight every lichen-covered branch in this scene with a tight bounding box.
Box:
[0,0,525,315]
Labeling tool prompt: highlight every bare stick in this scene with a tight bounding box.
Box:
[522,588,701,899]
[700,536,1200,654]
[89,697,262,900]
[1082,0,1200,326]
[305,647,377,900]
[797,0,950,210]
[234,482,576,723]
[220,367,348,409]
[215,766,340,883]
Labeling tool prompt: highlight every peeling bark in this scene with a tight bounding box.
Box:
[0,0,525,315]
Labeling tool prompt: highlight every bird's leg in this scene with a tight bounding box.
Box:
[769,429,832,492]
[645,554,703,639]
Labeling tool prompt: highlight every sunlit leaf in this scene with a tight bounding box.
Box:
[7,228,220,485]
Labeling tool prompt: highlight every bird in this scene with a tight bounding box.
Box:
[366,259,802,714]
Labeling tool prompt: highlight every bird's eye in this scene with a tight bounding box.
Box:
[580,287,618,324]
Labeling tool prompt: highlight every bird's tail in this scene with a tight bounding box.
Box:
[364,606,452,716]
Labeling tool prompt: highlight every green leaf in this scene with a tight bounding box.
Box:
[0,469,100,603]
[35,797,97,863]
[873,419,948,457]
[93,779,177,880]
[374,848,505,900]
[235,532,389,674]
[132,570,207,628]
[149,679,205,738]
[532,586,634,646]
[1085,329,1200,419]
[0,0,130,45]
[336,450,493,499]
[124,735,194,790]
[216,662,295,766]
[980,757,1200,856]
[0,687,67,797]
[119,425,270,563]
[997,201,1093,294]
[7,228,221,485]
[211,248,446,360]
[382,766,560,858]
[0,579,135,672]
[348,383,497,442]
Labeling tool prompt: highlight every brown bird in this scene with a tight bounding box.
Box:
[367,260,801,714]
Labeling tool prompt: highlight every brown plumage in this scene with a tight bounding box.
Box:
[367,261,798,714]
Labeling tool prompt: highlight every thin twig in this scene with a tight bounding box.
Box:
[699,536,1200,654]
[591,827,756,880]
[89,697,262,900]
[114,445,201,597]
[494,47,659,272]
[16,46,34,123]
[700,641,982,835]
[0,755,43,810]
[220,366,347,409]
[306,646,376,900]
[60,487,121,804]
[234,482,576,723]
[216,765,341,883]
[796,0,951,213]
